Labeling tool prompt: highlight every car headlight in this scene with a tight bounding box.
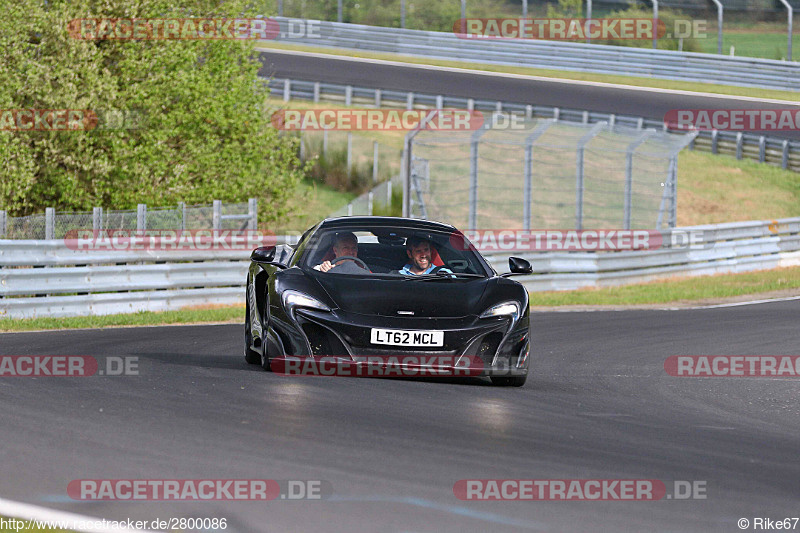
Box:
[282,290,331,320]
[480,301,520,323]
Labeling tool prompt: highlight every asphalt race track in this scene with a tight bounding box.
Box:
[1,300,799,532]
[257,50,800,141]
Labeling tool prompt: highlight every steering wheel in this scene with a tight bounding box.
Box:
[330,255,371,272]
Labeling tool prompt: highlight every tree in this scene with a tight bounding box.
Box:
[0,0,305,223]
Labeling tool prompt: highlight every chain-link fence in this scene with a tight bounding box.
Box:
[0,200,257,240]
[402,115,697,231]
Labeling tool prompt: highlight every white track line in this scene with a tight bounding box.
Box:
[688,295,800,309]
[256,47,800,106]
[0,496,160,533]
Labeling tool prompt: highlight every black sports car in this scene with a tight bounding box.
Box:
[244,216,532,386]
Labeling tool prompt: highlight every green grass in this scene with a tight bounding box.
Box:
[696,31,795,61]
[531,266,800,306]
[257,42,800,102]
[0,306,243,332]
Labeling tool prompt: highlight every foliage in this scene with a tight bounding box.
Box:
[0,0,306,223]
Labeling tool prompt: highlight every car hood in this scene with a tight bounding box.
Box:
[312,273,490,318]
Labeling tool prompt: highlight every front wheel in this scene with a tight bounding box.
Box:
[490,375,527,387]
[244,298,261,365]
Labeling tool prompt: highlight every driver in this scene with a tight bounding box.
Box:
[314,232,365,272]
[400,237,453,276]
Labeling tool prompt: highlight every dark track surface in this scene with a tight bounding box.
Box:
[257,50,800,141]
[1,300,799,532]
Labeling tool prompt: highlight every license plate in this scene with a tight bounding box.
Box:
[370,328,444,347]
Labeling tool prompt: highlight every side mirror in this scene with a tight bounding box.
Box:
[250,245,276,263]
[507,256,532,275]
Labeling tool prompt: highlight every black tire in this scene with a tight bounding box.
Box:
[244,298,261,365]
[490,375,527,387]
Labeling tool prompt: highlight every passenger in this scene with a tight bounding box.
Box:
[399,237,453,276]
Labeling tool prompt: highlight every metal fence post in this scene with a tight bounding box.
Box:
[179,202,186,231]
[278,0,283,17]
[402,111,438,218]
[523,0,528,17]
[736,133,743,159]
[406,92,414,110]
[45,207,55,240]
[323,129,328,156]
[368,191,374,215]
[436,95,443,109]
[212,200,221,230]
[778,0,793,60]
[624,131,653,230]
[469,113,498,229]
[711,129,719,154]
[758,136,766,162]
[313,82,320,103]
[523,120,555,231]
[401,0,406,28]
[283,79,291,102]
[651,0,658,49]
[0,210,6,239]
[668,156,678,228]
[373,141,379,182]
[338,0,343,23]
[782,140,789,169]
[387,179,393,206]
[136,204,146,232]
[347,203,353,216]
[711,0,723,54]
[92,207,102,233]
[347,133,353,173]
[467,98,474,111]
[586,0,592,44]
[575,122,606,230]
[375,89,382,108]
[248,198,258,230]
[345,85,352,106]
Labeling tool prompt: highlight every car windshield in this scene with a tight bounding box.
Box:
[298,225,490,277]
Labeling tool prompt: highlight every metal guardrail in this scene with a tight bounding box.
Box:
[270,18,800,91]
[268,78,800,172]
[1,219,798,318]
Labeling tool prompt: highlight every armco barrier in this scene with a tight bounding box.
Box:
[270,18,800,91]
[1,219,798,318]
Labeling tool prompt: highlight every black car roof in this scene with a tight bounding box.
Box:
[317,216,458,232]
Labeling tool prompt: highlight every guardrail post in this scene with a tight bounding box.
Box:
[136,204,146,232]
[313,82,320,103]
[345,85,352,106]
[283,79,291,102]
[736,133,743,159]
[782,140,789,169]
[436,95,443,109]
[758,136,766,162]
[711,129,719,154]
[375,89,382,108]
[467,98,474,111]
[609,114,616,128]
[373,141,379,182]
[553,107,560,122]
[45,207,55,240]
[347,133,353,173]
[248,198,258,230]
[625,131,653,230]
[0,210,6,239]
[525,105,533,120]
[212,200,221,230]
[575,122,606,230]
[406,92,414,110]
[668,156,678,228]
[92,207,102,233]
[496,101,503,113]
[637,117,644,130]
[582,110,589,124]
